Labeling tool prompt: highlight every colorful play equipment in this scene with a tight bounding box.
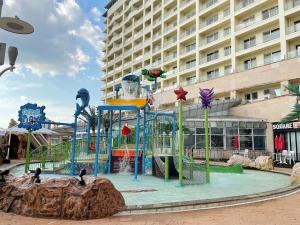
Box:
[20,68,228,186]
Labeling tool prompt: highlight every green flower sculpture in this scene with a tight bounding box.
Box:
[141,68,167,81]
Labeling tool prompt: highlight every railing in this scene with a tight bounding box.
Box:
[236,36,279,51]
[200,12,230,29]
[181,77,198,86]
[153,3,162,13]
[200,31,230,46]
[153,18,161,26]
[152,60,162,67]
[164,54,177,62]
[287,49,300,59]
[124,49,132,56]
[180,11,196,24]
[235,0,256,11]
[124,37,132,44]
[180,0,193,8]
[163,84,177,91]
[164,38,177,48]
[236,13,278,31]
[200,0,219,10]
[180,28,196,39]
[287,24,300,34]
[164,7,177,19]
[285,0,300,10]
[164,22,177,33]
[200,51,230,64]
[164,0,173,5]
[153,47,161,53]
[180,63,196,71]
[153,32,162,39]
[134,30,143,38]
[180,46,196,55]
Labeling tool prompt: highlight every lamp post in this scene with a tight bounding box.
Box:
[0,0,34,77]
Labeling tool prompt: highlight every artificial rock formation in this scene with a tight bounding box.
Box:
[227,155,273,171]
[291,162,300,186]
[0,175,125,220]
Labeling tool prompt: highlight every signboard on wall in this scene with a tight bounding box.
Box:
[18,103,46,131]
[273,122,300,130]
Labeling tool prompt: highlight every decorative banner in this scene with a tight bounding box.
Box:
[18,103,46,131]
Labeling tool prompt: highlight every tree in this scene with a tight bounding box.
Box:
[8,118,17,128]
[281,84,300,123]
[87,106,97,136]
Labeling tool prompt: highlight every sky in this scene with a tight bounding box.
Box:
[0,0,109,128]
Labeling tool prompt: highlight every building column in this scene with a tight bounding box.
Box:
[230,90,237,99]
[230,0,237,72]
[281,80,290,96]
[266,123,274,154]
[278,0,287,59]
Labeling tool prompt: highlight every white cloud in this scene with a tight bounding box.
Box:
[91,7,101,22]
[20,96,29,102]
[1,0,102,77]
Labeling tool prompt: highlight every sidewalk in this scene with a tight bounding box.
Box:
[0,160,24,171]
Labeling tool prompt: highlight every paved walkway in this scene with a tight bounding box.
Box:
[0,160,24,171]
[0,190,299,225]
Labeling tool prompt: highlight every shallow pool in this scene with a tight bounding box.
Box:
[10,165,291,206]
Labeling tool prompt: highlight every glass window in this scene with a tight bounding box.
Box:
[224,46,231,56]
[226,136,235,150]
[196,128,205,134]
[244,36,256,49]
[224,65,232,74]
[207,51,219,62]
[184,134,195,148]
[239,136,252,149]
[211,135,224,148]
[253,129,265,135]
[239,128,252,135]
[196,135,205,149]
[224,27,231,36]
[226,127,238,135]
[244,58,256,70]
[211,128,223,134]
[207,69,219,79]
[254,136,265,150]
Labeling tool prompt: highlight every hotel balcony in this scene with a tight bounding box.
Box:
[153,3,162,13]
[236,36,280,57]
[235,0,269,16]
[199,0,229,17]
[180,11,196,27]
[163,38,177,50]
[181,76,198,87]
[165,0,176,7]
[235,12,279,36]
[164,7,177,20]
[133,30,143,39]
[152,60,162,67]
[199,31,230,51]
[286,24,300,40]
[287,49,300,59]
[164,68,178,80]
[180,46,196,58]
[163,53,177,64]
[180,0,194,10]
[164,22,177,35]
[199,11,230,34]
[285,0,300,15]
[180,28,196,41]
[179,63,196,73]
[199,52,231,69]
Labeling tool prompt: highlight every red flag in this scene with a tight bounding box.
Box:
[233,135,239,150]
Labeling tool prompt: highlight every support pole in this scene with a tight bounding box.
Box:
[25,131,31,173]
[86,119,91,154]
[204,108,210,183]
[142,108,146,175]
[94,110,102,176]
[6,130,11,160]
[134,109,140,180]
[178,101,183,186]
[70,116,78,176]
[118,110,121,147]
[164,156,169,181]
[108,110,113,174]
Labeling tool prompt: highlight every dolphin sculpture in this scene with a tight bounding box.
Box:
[75,88,90,116]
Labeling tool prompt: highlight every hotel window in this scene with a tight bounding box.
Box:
[242,15,255,28]
[207,69,219,79]
[242,0,254,7]
[206,14,218,25]
[224,27,231,36]
[296,45,300,56]
[244,57,256,70]
[224,46,231,56]
[206,0,218,7]
[206,32,218,43]
[207,51,219,62]
[294,20,300,32]
[186,59,196,69]
[263,28,280,42]
[223,8,230,17]
[186,43,196,52]
[264,51,281,64]
[294,0,300,7]
[243,37,256,49]
[245,92,258,102]
[262,6,278,20]
[224,65,232,74]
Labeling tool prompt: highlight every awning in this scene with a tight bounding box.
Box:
[5,126,59,135]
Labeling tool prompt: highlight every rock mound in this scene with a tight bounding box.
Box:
[227,155,273,171]
[0,175,125,220]
[291,163,300,186]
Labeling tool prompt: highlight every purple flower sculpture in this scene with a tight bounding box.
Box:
[199,88,214,108]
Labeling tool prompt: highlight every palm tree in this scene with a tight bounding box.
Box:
[281,84,300,123]
[87,106,97,136]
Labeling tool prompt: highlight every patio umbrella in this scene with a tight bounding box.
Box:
[233,135,239,150]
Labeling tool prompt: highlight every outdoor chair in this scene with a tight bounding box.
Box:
[281,150,288,164]
[239,149,249,159]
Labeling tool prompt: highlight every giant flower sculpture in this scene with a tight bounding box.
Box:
[142,68,166,81]
[199,88,214,183]
[199,88,214,108]
[174,87,188,101]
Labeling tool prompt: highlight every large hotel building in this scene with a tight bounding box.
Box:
[101,0,300,161]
